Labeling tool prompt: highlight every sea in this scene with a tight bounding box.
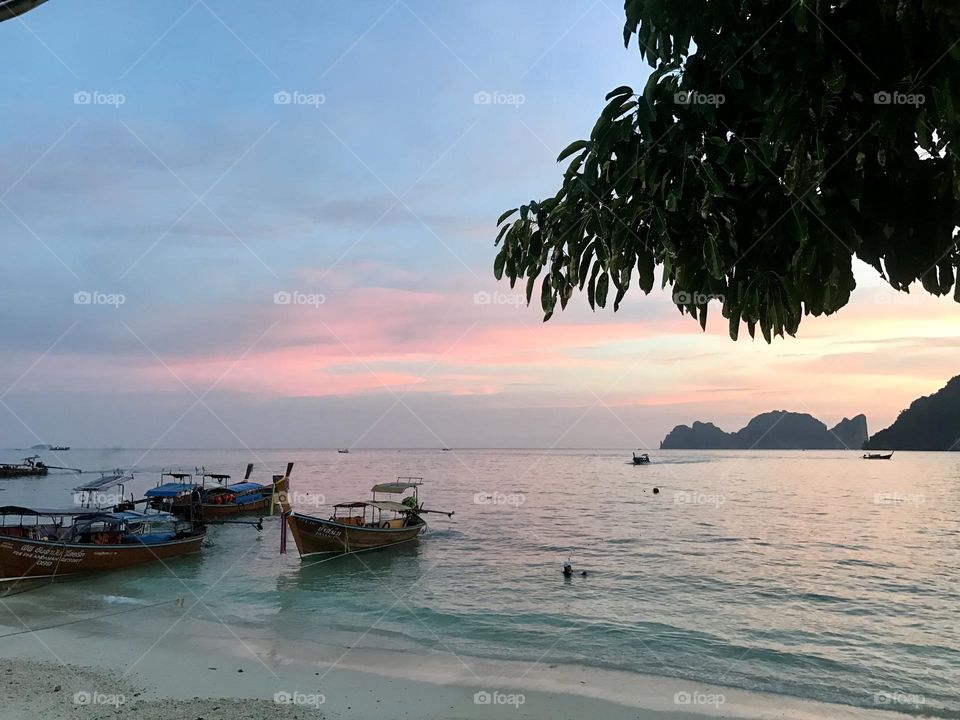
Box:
[0,448,956,717]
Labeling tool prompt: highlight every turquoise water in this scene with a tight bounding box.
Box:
[1,448,957,716]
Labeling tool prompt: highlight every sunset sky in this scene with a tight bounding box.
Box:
[1,0,958,449]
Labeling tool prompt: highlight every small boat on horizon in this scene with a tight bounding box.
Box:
[863,451,894,460]
[49,446,70,451]
[632,451,651,465]
[337,448,350,454]
[279,477,453,557]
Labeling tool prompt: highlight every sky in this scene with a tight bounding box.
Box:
[0,0,958,450]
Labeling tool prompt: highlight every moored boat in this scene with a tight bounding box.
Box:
[632,451,651,465]
[199,463,292,518]
[279,477,453,556]
[863,451,894,460]
[0,505,205,581]
[0,456,49,479]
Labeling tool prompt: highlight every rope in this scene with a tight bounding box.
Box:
[0,598,174,639]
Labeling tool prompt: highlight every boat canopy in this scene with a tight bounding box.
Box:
[74,472,131,492]
[204,473,231,480]
[82,510,176,524]
[334,500,413,513]
[225,482,262,493]
[370,482,421,494]
[0,505,102,517]
[145,482,197,498]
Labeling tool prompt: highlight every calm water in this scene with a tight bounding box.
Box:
[1,448,957,716]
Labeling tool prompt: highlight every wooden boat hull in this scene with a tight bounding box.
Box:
[0,468,48,478]
[286,513,424,556]
[201,497,273,517]
[0,533,205,579]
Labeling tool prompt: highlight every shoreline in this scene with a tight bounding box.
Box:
[0,601,922,720]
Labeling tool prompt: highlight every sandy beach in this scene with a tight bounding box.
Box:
[0,597,922,720]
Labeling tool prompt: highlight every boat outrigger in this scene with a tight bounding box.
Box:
[0,505,206,582]
[863,451,894,460]
[632,451,651,465]
[279,477,453,556]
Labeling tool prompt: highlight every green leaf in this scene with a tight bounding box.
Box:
[605,85,634,101]
[557,140,591,163]
[494,251,506,280]
[596,273,609,308]
[497,208,518,226]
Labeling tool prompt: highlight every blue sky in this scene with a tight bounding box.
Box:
[1,0,957,449]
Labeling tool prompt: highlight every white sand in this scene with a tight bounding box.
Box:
[0,598,920,720]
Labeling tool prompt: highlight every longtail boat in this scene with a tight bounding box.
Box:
[863,451,894,460]
[279,477,453,557]
[0,505,205,582]
[199,463,292,518]
[0,456,49,478]
[144,471,203,520]
[632,451,651,465]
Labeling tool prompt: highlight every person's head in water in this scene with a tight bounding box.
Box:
[562,561,573,577]
[652,487,660,494]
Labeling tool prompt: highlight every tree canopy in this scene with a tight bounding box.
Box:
[494,1,960,341]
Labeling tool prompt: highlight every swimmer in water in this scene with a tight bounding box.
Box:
[562,561,573,577]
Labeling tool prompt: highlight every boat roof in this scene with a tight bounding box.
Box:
[204,473,231,480]
[224,482,261,492]
[74,472,130,492]
[370,482,421,494]
[145,482,197,498]
[80,510,176,523]
[334,500,413,513]
[0,505,102,517]
[162,472,193,479]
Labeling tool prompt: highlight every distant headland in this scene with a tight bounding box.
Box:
[660,411,868,450]
[863,374,960,451]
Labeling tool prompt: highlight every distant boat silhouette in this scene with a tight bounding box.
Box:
[863,451,894,460]
[337,449,349,454]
